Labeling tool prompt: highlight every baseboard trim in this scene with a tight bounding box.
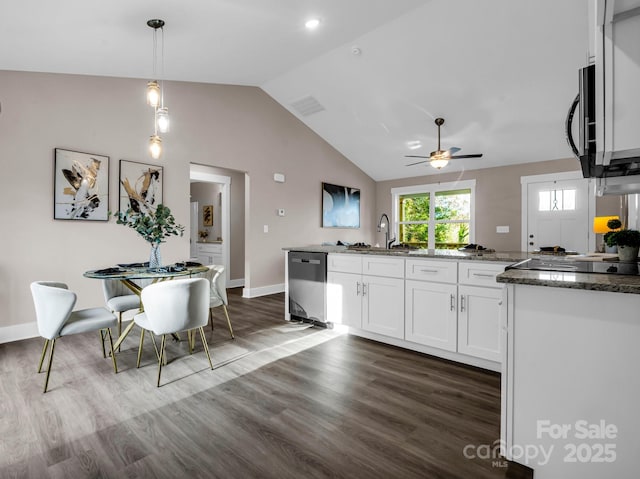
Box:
[228,278,245,289]
[242,283,285,298]
[0,322,38,344]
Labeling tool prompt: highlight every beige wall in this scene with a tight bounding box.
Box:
[0,70,375,336]
[375,159,625,251]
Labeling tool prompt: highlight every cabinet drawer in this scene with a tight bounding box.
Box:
[197,243,222,254]
[458,262,508,287]
[362,256,405,279]
[327,254,362,274]
[405,259,457,284]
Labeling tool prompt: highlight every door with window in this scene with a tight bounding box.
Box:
[525,178,591,253]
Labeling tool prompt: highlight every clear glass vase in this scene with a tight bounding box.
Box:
[149,244,162,269]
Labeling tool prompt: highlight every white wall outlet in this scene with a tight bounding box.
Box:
[274,173,285,183]
[263,224,269,233]
[496,226,510,233]
[277,208,285,216]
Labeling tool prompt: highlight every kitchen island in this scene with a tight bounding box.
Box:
[496,268,640,478]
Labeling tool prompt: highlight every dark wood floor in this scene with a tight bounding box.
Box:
[0,289,510,478]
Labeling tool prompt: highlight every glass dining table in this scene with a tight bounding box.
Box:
[84,263,209,350]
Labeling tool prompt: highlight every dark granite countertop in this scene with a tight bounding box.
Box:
[282,245,528,263]
[497,268,640,294]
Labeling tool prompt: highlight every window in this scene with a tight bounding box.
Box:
[538,189,576,211]
[392,180,475,250]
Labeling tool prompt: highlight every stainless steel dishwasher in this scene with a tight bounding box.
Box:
[288,251,327,326]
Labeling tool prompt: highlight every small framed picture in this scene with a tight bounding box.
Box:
[119,160,163,214]
[203,205,213,226]
[54,148,110,221]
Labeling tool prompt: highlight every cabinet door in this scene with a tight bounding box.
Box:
[458,285,504,362]
[405,279,457,351]
[327,271,362,328]
[362,275,404,339]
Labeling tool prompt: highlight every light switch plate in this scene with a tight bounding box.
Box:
[263,225,269,233]
[496,226,509,233]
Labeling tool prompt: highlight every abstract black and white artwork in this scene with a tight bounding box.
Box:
[54,148,110,221]
[119,160,163,214]
[322,182,360,228]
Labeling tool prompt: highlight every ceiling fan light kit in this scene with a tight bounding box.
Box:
[405,117,483,169]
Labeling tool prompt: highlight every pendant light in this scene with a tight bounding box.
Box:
[146,19,169,158]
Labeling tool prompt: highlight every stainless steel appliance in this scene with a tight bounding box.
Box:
[288,251,327,325]
[507,257,639,275]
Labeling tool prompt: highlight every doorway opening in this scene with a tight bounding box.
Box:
[189,163,246,288]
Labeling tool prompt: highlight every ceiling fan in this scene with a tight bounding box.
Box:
[405,117,483,169]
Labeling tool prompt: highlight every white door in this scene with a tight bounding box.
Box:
[362,275,405,339]
[405,279,457,351]
[327,271,362,328]
[457,285,504,362]
[190,201,198,259]
[525,177,591,253]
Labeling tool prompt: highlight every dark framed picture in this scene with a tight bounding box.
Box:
[119,160,163,214]
[322,182,360,228]
[54,148,110,221]
[203,205,213,226]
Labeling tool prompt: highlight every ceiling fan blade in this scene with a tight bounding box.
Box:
[406,160,429,166]
[450,153,483,159]
[448,147,461,155]
[404,155,429,159]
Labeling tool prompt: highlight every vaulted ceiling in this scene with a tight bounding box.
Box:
[1,0,587,180]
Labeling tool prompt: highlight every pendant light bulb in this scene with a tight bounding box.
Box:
[147,81,161,108]
[149,135,163,159]
[156,107,170,133]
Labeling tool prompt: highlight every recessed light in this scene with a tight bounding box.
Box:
[305,18,320,30]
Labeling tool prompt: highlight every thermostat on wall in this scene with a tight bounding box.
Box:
[274,173,286,183]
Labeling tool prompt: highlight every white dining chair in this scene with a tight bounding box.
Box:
[30,281,119,393]
[133,278,213,387]
[102,279,142,345]
[202,265,234,338]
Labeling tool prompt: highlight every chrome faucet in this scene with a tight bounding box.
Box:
[377,213,395,249]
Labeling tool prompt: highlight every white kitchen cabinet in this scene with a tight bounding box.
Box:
[327,254,405,339]
[405,279,457,351]
[326,270,363,328]
[196,242,223,266]
[457,261,507,363]
[457,285,504,362]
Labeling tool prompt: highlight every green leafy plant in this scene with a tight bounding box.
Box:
[114,204,184,245]
[604,218,623,247]
[609,228,640,248]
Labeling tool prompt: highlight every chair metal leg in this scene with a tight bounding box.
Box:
[38,339,50,373]
[157,335,166,387]
[43,338,56,393]
[209,308,214,331]
[106,328,118,374]
[199,327,214,370]
[117,312,123,352]
[100,330,107,358]
[223,305,234,339]
[137,328,145,368]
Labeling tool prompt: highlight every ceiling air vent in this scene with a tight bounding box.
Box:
[289,95,325,117]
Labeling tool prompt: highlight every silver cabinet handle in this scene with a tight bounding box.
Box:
[356,282,361,296]
[450,294,455,311]
[420,269,439,273]
[472,273,494,278]
[460,295,466,312]
[362,283,368,296]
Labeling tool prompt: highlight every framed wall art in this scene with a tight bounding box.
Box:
[119,160,163,214]
[322,182,360,228]
[54,148,110,221]
[203,205,213,226]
